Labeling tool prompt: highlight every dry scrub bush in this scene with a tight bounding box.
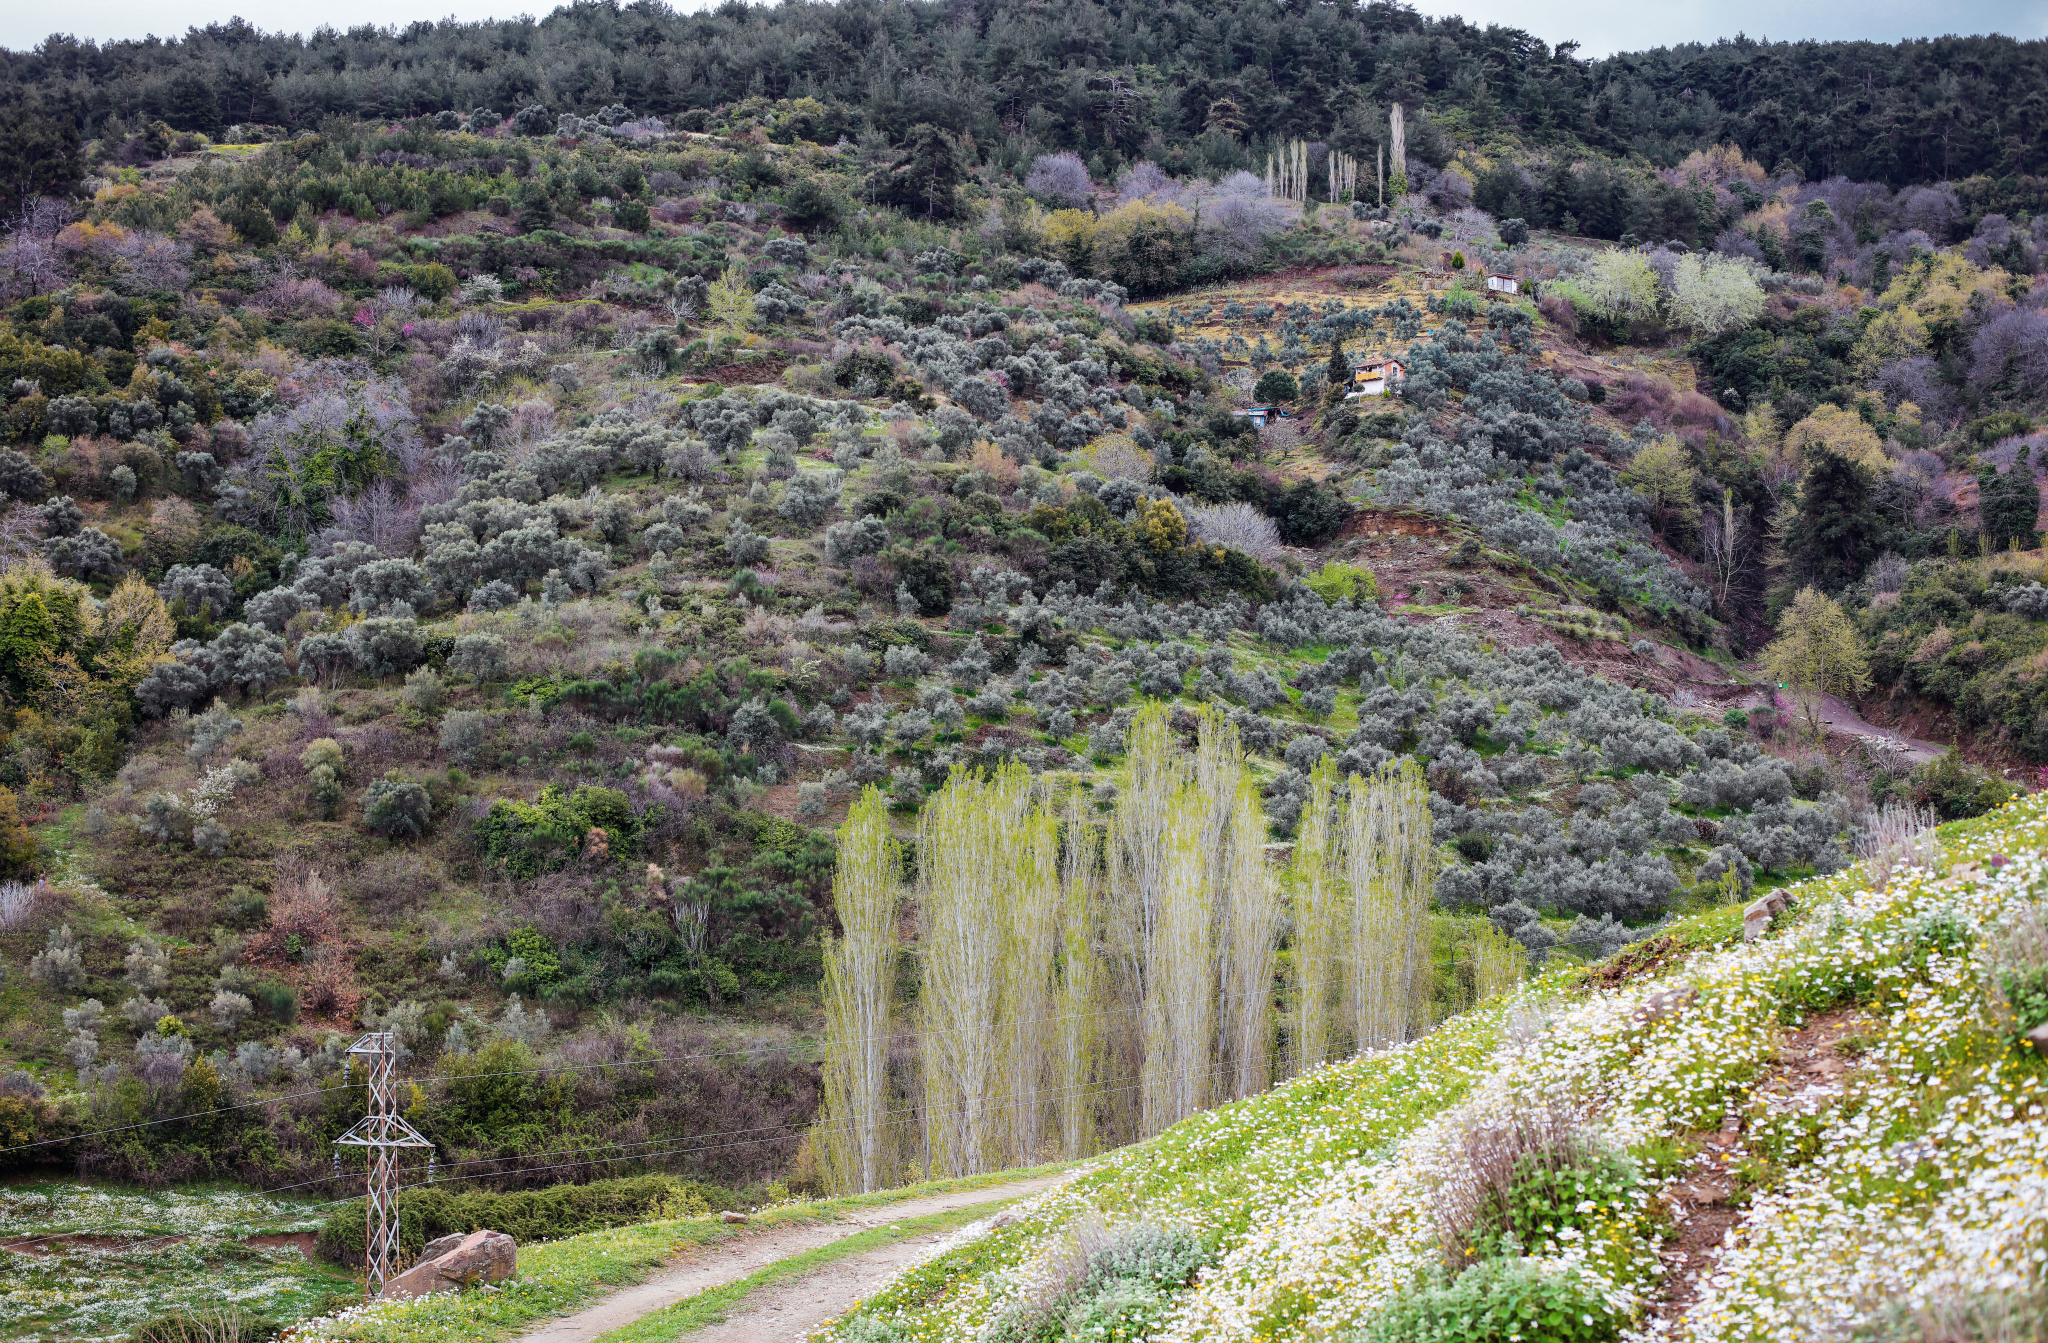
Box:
[1857,801,1942,890]
[246,864,344,962]
[1430,1100,1602,1268]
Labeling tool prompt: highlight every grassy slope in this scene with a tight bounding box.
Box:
[803,797,2048,1341]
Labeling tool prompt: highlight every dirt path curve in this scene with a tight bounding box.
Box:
[1735,690,1946,766]
[515,1174,1066,1343]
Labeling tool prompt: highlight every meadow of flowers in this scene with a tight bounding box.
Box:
[825,792,2048,1341]
[0,1184,350,1339]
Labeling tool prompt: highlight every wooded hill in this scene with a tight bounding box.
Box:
[3,0,2044,190]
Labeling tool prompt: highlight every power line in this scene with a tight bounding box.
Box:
[0,1080,344,1157]
[266,1047,1270,1210]
[4,924,1614,1160]
[30,1012,1487,1264]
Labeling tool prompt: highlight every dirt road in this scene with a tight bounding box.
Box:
[1735,690,1946,766]
[515,1174,1066,1343]
[661,1217,975,1341]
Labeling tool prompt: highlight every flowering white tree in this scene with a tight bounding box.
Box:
[1578,250,1661,324]
[1668,252,1767,335]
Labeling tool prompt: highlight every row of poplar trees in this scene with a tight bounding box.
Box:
[814,702,1520,1194]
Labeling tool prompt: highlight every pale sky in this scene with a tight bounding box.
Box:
[1403,0,2046,56]
[1,0,2041,59]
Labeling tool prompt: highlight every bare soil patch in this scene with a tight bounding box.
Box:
[1648,1007,1868,1326]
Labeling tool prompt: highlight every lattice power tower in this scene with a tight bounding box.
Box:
[333,1032,434,1288]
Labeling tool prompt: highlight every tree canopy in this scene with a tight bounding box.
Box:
[2,1,2040,188]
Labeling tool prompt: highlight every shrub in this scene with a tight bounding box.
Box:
[779,471,842,527]
[1183,501,1285,562]
[346,617,425,679]
[401,666,444,712]
[210,989,253,1031]
[1428,1101,1642,1287]
[130,1310,280,1343]
[449,632,509,681]
[440,710,489,766]
[1252,369,1299,403]
[475,784,637,876]
[361,773,432,839]
[1910,752,2016,821]
[0,788,37,879]
[1302,562,1379,605]
[0,449,50,501]
[1273,479,1353,546]
[28,924,84,992]
[883,644,930,680]
[137,660,212,717]
[160,563,234,620]
[1361,1257,1622,1343]
[727,519,770,566]
[823,515,889,565]
[301,738,344,819]
[195,623,290,695]
[984,1221,1210,1343]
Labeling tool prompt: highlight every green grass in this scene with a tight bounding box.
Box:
[292,1163,1072,1343]
[594,1201,1005,1343]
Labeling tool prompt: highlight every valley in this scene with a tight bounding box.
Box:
[0,2,2043,1338]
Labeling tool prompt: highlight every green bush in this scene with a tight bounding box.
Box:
[475,783,640,875]
[1360,1258,1621,1343]
[1273,479,1354,547]
[362,772,432,839]
[1999,963,2048,1036]
[316,1173,733,1267]
[1909,751,2016,821]
[1252,368,1299,404]
[408,262,457,301]
[986,1222,1210,1343]
[1485,1149,1641,1257]
[301,738,344,819]
[1302,562,1379,605]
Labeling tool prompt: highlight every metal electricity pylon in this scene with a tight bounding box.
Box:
[333,1032,434,1288]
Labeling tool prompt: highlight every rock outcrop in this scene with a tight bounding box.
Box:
[378,1229,517,1299]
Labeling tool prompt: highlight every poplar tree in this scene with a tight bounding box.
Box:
[1472,922,1526,1004]
[1222,773,1280,1099]
[1288,756,1343,1074]
[1056,786,1102,1158]
[1141,777,1211,1133]
[1347,757,1438,1050]
[918,767,1008,1176]
[1000,776,1060,1165]
[816,787,901,1194]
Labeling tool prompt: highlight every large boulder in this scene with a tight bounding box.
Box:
[378,1229,517,1299]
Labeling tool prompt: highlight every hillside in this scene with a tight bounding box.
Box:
[275,794,2048,1343]
[800,794,2048,1343]
[0,15,2044,1337]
